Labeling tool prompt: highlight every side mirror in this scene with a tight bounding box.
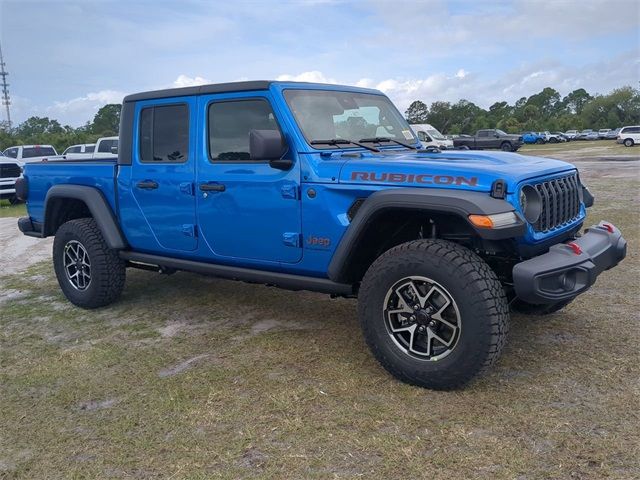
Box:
[111,145,119,154]
[494,133,500,138]
[249,129,291,170]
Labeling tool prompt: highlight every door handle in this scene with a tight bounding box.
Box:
[136,180,159,190]
[199,183,226,192]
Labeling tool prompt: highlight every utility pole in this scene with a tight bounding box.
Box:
[0,41,11,129]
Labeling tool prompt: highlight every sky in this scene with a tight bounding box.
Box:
[0,0,638,127]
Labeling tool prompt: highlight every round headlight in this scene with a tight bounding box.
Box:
[520,185,542,223]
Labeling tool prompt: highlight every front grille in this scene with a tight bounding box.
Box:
[0,163,21,179]
[533,172,581,233]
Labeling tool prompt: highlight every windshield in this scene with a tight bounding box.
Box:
[283,89,416,148]
[426,128,446,140]
[495,129,508,136]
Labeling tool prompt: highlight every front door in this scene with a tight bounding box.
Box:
[196,93,302,264]
[130,97,198,252]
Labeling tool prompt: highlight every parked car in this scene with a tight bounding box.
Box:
[605,128,620,140]
[453,129,523,151]
[62,143,96,158]
[539,131,565,143]
[617,125,640,147]
[551,132,570,142]
[93,136,119,158]
[0,155,22,204]
[598,129,611,139]
[410,124,453,149]
[564,130,578,140]
[521,132,545,144]
[2,145,58,165]
[15,80,627,390]
[576,129,598,141]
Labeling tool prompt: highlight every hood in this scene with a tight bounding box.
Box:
[338,149,575,193]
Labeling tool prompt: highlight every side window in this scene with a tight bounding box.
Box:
[478,130,488,138]
[417,131,430,142]
[86,145,95,153]
[208,99,279,162]
[6,148,17,158]
[626,126,640,134]
[139,104,189,162]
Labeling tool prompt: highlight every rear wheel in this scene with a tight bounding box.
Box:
[623,138,634,147]
[549,137,558,144]
[501,142,513,152]
[53,218,126,309]
[358,240,509,390]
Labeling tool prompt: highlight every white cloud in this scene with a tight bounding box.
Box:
[172,75,212,88]
[42,90,126,125]
[276,71,338,84]
[455,69,468,79]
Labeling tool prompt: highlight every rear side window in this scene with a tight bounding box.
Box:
[622,126,640,134]
[85,145,95,153]
[139,104,189,162]
[22,146,56,158]
[98,139,118,153]
[208,99,279,162]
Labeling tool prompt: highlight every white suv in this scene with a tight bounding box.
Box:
[617,126,640,147]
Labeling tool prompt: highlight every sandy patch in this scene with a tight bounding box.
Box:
[0,218,53,276]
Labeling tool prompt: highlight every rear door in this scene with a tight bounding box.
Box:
[195,92,302,263]
[129,97,198,252]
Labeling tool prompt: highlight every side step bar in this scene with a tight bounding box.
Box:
[119,251,355,296]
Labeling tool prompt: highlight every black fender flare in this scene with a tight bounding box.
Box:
[44,184,127,249]
[327,188,525,283]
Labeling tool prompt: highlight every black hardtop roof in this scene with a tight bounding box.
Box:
[123,80,365,103]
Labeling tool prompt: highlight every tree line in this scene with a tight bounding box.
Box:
[0,104,121,153]
[1,85,638,151]
[404,85,640,134]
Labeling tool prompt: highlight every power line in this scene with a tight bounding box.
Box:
[0,41,11,129]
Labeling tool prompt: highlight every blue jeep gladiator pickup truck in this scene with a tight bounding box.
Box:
[15,81,626,389]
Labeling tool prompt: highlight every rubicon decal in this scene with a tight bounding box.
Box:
[350,171,478,186]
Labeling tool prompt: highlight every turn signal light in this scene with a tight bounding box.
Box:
[468,212,519,229]
[469,215,494,228]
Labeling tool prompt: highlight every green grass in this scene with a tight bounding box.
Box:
[520,139,635,158]
[1,168,639,478]
[0,200,26,218]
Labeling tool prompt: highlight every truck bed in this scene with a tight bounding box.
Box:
[24,160,119,224]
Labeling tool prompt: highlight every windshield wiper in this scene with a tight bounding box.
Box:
[359,137,417,150]
[310,138,380,153]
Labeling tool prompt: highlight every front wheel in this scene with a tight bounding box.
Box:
[623,138,634,147]
[358,240,509,390]
[53,218,126,309]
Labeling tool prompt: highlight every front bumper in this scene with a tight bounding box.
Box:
[512,221,626,304]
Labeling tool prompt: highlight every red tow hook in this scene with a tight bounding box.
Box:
[567,242,582,255]
[602,223,614,233]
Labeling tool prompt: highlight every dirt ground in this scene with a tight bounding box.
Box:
[0,155,639,479]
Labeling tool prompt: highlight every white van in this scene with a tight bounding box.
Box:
[410,124,453,149]
[617,126,640,147]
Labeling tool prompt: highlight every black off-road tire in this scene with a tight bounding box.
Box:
[510,298,573,316]
[500,141,513,152]
[358,239,509,390]
[53,218,126,309]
